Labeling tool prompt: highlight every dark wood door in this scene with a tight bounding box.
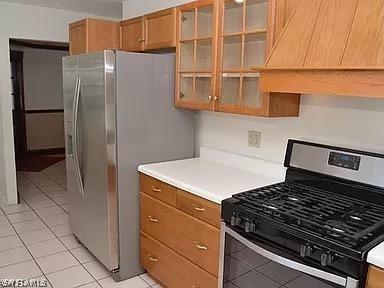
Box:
[10,50,27,161]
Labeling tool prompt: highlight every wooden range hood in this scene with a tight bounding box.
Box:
[259,0,384,98]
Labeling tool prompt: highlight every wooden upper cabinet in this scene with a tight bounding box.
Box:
[260,0,384,98]
[143,8,177,50]
[175,0,300,117]
[119,8,177,52]
[175,0,218,111]
[119,17,144,52]
[69,19,119,55]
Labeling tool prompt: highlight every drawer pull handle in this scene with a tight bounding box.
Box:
[148,216,159,223]
[195,243,208,251]
[152,186,162,193]
[193,205,206,212]
[148,255,158,262]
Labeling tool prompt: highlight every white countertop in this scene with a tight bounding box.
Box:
[368,242,384,269]
[138,147,285,204]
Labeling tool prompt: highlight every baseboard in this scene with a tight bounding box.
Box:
[27,147,65,156]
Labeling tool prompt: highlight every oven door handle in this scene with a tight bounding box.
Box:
[224,225,359,288]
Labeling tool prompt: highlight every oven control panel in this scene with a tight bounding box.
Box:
[328,152,361,171]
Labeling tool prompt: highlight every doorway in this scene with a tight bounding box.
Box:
[9,39,69,172]
[10,50,27,161]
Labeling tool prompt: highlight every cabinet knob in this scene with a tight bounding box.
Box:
[193,204,206,212]
[214,96,218,101]
[148,254,158,262]
[152,186,162,193]
[148,216,159,223]
[208,95,213,101]
[137,37,142,43]
[194,242,208,251]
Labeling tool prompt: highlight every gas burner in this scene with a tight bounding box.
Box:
[325,220,349,234]
[262,204,279,211]
[234,182,384,247]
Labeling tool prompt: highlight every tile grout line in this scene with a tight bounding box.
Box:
[21,170,102,287]
[19,185,95,286]
[14,164,157,288]
[22,176,67,214]
[3,198,54,287]
[23,174,103,286]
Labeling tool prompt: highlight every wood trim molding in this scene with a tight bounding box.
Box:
[28,147,65,156]
[25,109,64,114]
[260,70,384,98]
[10,39,69,51]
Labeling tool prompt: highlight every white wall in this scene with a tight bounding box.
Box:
[196,94,384,163]
[122,0,193,19]
[0,2,119,205]
[23,48,68,110]
[22,48,68,151]
[123,0,384,165]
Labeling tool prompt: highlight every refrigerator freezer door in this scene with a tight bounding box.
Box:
[63,51,118,271]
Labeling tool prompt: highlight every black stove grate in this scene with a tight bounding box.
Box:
[233,182,384,247]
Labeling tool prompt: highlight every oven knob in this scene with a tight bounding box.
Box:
[321,252,335,267]
[244,221,256,233]
[230,215,241,227]
[300,244,314,258]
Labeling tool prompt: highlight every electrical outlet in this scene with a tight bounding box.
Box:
[248,130,261,148]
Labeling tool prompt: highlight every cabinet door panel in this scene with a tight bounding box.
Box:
[70,21,87,55]
[176,0,217,110]
[144,8,176,50]
[141,193,220,276]
[120,18,143,52]
[141,231,217,288]
[366,265,384,288]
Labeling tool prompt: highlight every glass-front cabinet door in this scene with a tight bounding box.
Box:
[217,0,269,115]
[175,0,217,110]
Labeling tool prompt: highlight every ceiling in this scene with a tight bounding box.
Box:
[0,0,123,18]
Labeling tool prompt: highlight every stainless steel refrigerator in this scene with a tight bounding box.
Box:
[62,50,194,281]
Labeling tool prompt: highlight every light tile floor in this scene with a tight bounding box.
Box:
[0,160,160,288]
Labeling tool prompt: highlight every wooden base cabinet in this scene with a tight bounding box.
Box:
[141,232,217,288]
[366,265,384,288]
[69,19,119,55]
[140,173,220,288]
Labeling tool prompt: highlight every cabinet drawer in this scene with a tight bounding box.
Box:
[140,174,176,206]
[177,189,221,228]
[141,231,217,288]
[366,265,384,288]
[141,193,220,276]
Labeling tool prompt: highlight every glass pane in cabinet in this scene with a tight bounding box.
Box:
[243,33,266,69]
[221,73,240,105]
[242,73,261,107]
[181,10,195,40]
[195,76,211,103]
[224,1,244,34]
[197,6,213,38]
[196,39,212,71]
[179,74,194,101]
[246,0,268,31]
[180,41,194,71]
[222,36,242,70]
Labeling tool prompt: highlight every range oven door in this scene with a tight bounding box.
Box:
[219,223,360,288]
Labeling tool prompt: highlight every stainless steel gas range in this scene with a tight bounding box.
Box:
[220,140,384,288]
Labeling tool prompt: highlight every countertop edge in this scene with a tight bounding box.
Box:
[138,166,225,204]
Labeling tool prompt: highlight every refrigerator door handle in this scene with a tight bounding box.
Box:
[72,77,85,196]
